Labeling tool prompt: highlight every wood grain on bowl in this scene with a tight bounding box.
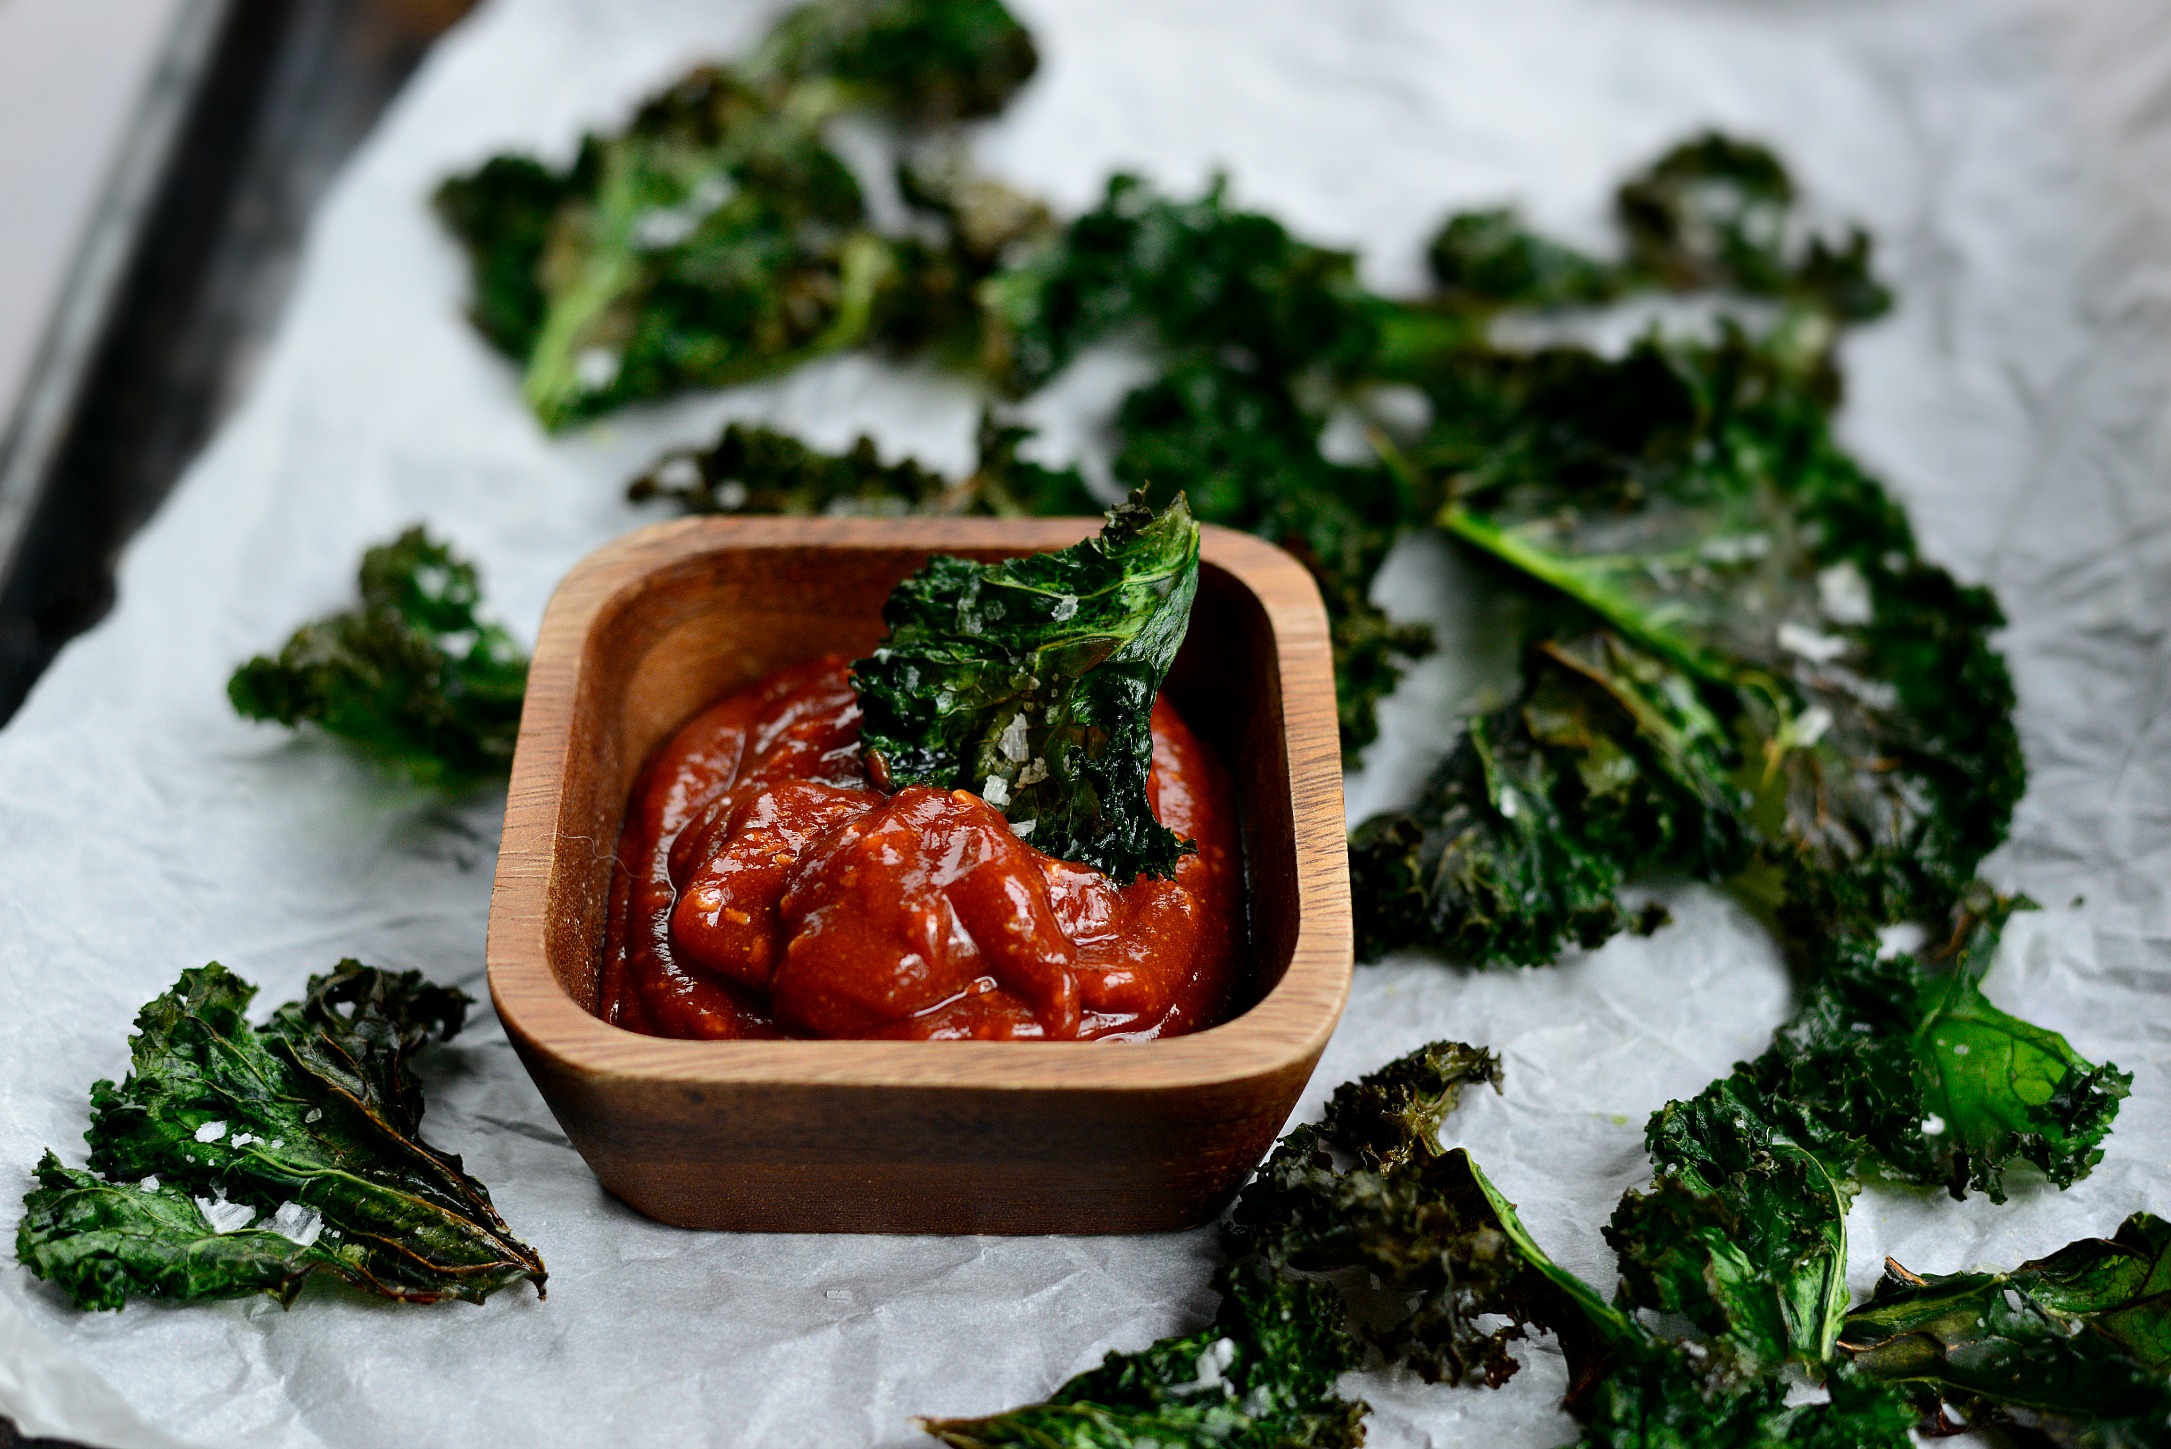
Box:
[487,518,1350,1233]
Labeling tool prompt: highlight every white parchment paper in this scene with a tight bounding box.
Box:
[5,1,2171,1444]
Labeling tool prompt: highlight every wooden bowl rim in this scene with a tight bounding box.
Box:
[487,516,1353,1093]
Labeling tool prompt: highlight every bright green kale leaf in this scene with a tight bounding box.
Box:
[1840,1213,2171,1444]
[853,493,1199,879]
[628,410,1094,519]
[228,527,527,790]
[1735,894,2129,1202]
[19,962,544,1310]
[1354,325,2022,963]
[919,1260,1368,1449]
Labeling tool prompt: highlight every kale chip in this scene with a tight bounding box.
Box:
[1616,133,1891,322]
[1112,353,1434,762]
[1841,1213,2171,1445]
[853,492,1199,880]
[1353,326,2022,963]
[629,410,1095,519]
[920,1260,1368,1449]
[228,527,527,790]
[436,0,1042,428]
[18,963,543,1310]
[753,0,1038,124]
[1742,893,2130,1203]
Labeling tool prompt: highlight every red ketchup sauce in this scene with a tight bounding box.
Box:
[597,657,1244,1041]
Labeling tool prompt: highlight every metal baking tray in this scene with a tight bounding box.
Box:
[0,0,469,725]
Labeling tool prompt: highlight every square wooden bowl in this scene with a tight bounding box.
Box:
[487,516,1351,1234]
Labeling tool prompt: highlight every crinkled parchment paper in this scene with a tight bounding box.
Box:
[5,1,2171,1444]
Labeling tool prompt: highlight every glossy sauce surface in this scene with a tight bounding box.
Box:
[598,657,1243,1040]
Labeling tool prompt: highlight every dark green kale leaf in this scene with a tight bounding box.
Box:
[228,527,527,791]
[436,0,1041,428]
[929,1040,1921,1449]
[979,173,1381,396]
[433,156,578,358]
[1606,1076,1853,1374]
[976,175,1435,759]
[1112,354,1433,761]
[1321,1039,1501,1172]
[1615,133,1891,322]
[1418,134,1889,323]
[1355,326,2022,962]
[919,1260,1368,1449]
[1566,1351,1917,1449]
[1352,630,1743,965]
[1227,1044,1632,1389]
[19,1153,339,1312]
[21,963,543,1310]
[754,0,1038,124]
[628,409,1094,518]
[1426,207,1622,310]
[1840,1213,2171,1445]
[853,492,1199,879]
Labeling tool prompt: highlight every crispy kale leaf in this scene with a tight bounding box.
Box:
[1428,208,1621,310]
[1112,353,1433,761]
[1841,1213,2171,1445]
[1226,1043,1914,1446]
[436,0,1038,428]
[930,1040,1930,1449]
[1606,1076,1853,1375]
[629,410,1095,518]
[1745,894,2130,1203]
[17,963,544,1310]
[919,1260,1368,1449]
[228,527,527,790]
[1598,889,2128,1407]
[853,492,1198,879]
[1615,134,1890,322]
[1420,135,1889,322]
[977,172,1380,396]
[446,64,879,429]
[753,0,1037,123]
[1354,325,2022,963]
[979,176,1433,756]
[20,1154,340,1311]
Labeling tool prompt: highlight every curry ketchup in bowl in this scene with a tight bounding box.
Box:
[599,657,1243,1042]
